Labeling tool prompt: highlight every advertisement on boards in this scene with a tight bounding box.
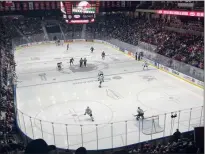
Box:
[86,39,93,42]
[172,70,179,76]
[197,81,203,87]
[160,65,169,72]
[183,75,195,83]
[119,47,124,52]
[65,40,73,43]
[73,39,85,42]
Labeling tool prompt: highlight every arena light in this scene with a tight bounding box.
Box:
[156,10,204,17]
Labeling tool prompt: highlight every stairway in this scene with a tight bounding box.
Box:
[81,24,86,39]
[59,23,66,40]
[41,21,49,41]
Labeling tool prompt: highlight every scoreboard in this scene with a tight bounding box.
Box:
[61,1,99,24]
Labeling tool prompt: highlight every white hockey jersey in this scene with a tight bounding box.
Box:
[98,71,103,76]
[98,75,104,82]
[137,108,144,114]
[143,61,148,67]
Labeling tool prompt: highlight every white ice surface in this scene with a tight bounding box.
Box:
[15,42,203,150]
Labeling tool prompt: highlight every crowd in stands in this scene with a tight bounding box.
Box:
[0,18,25,154]
[149,1,204,11]
[167,19,204,32]
[85,14,204,69]
[12,17,43,36]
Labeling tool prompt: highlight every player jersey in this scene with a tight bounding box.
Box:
[85,108,92,115]
[98,71,103,76]
[99,75,104,82]
[137,108,144,114]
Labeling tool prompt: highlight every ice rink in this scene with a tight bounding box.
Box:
[15,41,203,150]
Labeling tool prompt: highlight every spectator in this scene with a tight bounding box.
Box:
[24,139,56,154]
[173,129,181,142]
[75,147,87,154]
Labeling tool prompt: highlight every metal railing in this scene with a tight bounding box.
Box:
[16,106,203,150]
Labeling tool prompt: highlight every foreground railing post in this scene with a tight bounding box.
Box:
[22,113,28,144]
[170,113,173,135]
[177,111,181,129]
[80,125,83,147]
[65,124,69,149]
[30,117,34,139]
[199,106,203,126]
[96,124,98,150]
[52,123,56,145]
[17,111,21,129]
[188,108,192,131]
[111,123,113,149]
[163,113,166,137]
[151,118,154,140]
[125,121,127,146]
[22,113,27,134]
[138,120,140,142]
[40,120,43,139]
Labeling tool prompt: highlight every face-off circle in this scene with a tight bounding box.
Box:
[34,100,113,136]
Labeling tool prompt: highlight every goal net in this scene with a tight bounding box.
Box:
[142,116,164,135]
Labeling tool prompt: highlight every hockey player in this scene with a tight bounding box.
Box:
[79,58,83,67]
[67,43,69,50]
[134,107,144,120]
[69,58,74,66]
[98,73,104,88]
[83,58,87,67]
[57,62,63,71]
[102,51,105,60]
[98,71,104,78]
[143,61,148,70]
[139,52,143,60]
[84,106,94,121]
[57,39,60,46]
[135,52,138,61]
[90,47,94,53]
